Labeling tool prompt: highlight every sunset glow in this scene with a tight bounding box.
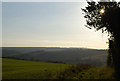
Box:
[100,8,105,14]
[2,2,108,49]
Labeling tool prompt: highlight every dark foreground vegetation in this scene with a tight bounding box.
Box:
[2,58,114,80]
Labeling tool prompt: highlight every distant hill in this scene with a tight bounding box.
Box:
[2,47,67,53]
[2,47,108,66]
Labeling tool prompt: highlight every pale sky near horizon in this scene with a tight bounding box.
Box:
[2,2,108,49]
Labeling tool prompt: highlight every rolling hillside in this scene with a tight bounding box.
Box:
[2,58,114,80]
[2,47,108,66]
[2,58,70,79]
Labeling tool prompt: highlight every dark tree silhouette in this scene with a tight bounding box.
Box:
[107,45,113,67]
[82,1,120,80]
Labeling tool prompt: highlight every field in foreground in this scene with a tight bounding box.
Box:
[2,58,114,80]
[2,58,70,79]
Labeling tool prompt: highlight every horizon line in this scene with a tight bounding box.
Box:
[1,46,107,50]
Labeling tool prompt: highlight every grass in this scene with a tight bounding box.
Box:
[57,64,114,80]
[2,58,70,79]
[79,66,114,79]
[2,58,114,80]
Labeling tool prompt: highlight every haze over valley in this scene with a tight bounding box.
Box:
[2,47,107,66]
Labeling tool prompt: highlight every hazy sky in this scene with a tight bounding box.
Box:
[2,2,108,49]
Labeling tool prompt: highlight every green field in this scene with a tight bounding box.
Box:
[2,58,114,80]
[2,58,70,79]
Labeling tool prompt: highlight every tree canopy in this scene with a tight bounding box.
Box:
[82,2,120,39]
[82,1,120,80]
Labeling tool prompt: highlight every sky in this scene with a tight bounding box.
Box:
[2,2,108,49]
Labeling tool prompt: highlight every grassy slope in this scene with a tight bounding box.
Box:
[2,58,114,79]
[2,58,70,79]
[79,67,114,79]
[62,66,114,81]
[57,64,114,80]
